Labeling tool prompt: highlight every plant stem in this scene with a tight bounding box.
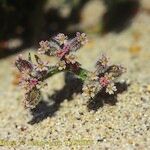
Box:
[44,66,89,81]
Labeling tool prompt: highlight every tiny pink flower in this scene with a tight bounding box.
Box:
[20,78,38,91]
[56,44,70,58]
[29,78,38,88]
[56,50,67,58]
[63,44,70,52]
[99,76,110,87]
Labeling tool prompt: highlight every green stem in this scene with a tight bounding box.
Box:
[74,67,89,81]
[44,66,89,81]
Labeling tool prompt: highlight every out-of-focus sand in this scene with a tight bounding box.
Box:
[0,9,150,150]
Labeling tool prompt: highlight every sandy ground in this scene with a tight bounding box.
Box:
[0,10,150,150]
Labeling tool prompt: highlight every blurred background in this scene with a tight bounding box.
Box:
[0,0,149,58]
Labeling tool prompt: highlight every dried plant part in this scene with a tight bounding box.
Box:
[23,88,41,109]
[15,54,33,72]
[96,54,109,74]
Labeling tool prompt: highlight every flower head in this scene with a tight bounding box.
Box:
[65,54,77,64]
[20,77,41,92]
[34,54,49,73]
[82,83,97,98]
[34,61,49,72]
[54,33,68,45]
[96,54,109,73]
[99,76,110,87]
[38,41,50,54]
[29,78,39,88]
[57,60,66,70]
[15,54,49,108]
[106,83,117,94]
[82,81,101,99]
[108,65,126,77]
[76,32,88,45]
[87,72,99,81]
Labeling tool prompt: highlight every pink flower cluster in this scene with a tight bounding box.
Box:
[15,54,49,108]
[82,54,125,98]
[39,32,87,56]
[38,32,88,72]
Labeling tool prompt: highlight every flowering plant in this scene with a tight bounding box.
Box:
[15,32,125,109]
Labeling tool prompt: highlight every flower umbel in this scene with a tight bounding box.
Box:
[82,54,125,99]
[15,54,48,108]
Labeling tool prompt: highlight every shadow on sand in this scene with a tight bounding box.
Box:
[28,73,129,124]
